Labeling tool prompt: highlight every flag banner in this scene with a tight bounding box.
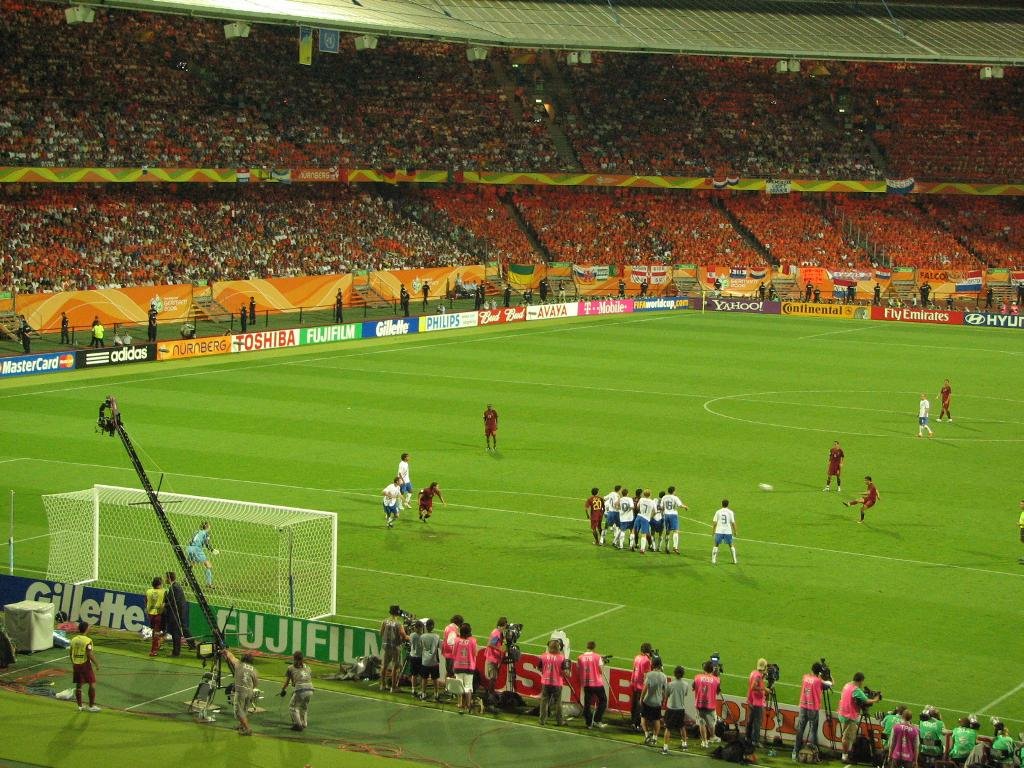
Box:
[236,167,250,183]
[749,269,766,280]
[572,265,610,282]
[629,266,669,285]
[955,270,984,293]
[508,263,538,289]
[318,28,340,53]
[1011,271,1024,286]
[705,269,717,284]
[299,26,313,65]
[831,270,872,282]
[832,278,857,288]
[765,179,792,195]
[730,267,747,279]
[875,270,891,280]
[885,177,915,195]
[270,168,292,184]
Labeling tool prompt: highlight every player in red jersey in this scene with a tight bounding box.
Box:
[418,482,446,522]
[483,404,499,451]
[585,487,605,545]
[844,476,879,523]
[939,379,952,422]
[823,440,845,493]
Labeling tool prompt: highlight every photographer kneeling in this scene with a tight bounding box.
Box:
[918,706,947,762]
[222,648,259,736]
[838,672,881,762]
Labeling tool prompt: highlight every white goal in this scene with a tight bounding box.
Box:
[43,485,337,620]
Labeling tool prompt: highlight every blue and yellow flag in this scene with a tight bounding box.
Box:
[299,27,313,66]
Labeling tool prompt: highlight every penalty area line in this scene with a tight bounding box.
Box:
[125,685,198,711]
[977,681,1024,716]
[523,604,626,645]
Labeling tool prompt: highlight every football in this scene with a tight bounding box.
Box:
[758,483,774,492]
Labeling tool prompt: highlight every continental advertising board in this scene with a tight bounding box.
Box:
[156,335,232,361]
[870,306,964,325]
[0,351,76,379]
[780,302,868,319]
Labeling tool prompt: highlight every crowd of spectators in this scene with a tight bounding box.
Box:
[833,197,979,269]
[422,187,536,265]
[513,189,761,266]
[2,3,1023,182]
[0,186,494,292]
[0,2,561,172]
[723,195,867,269]
[919,198,1024,268]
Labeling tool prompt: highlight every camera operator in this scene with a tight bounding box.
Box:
[483,617,508,695]
[949,717,978,764]
[793,661,833,759]
[222,648,259,736]
[887,709,920,768]
[694,660,723,749]
[280,650,314,731]
[442,614,463,678]
[918,706,947,760]
[630,643,655,731]
[577,641,608,729]
[380,605,409,694]
[452,623,477,713]
[747,658,768,748]
[838,673,882,762]
[990,720,1016,763]
[538,639,566,726]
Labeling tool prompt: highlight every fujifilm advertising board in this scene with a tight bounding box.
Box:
[301,323,362,346]
[0,574,148,633]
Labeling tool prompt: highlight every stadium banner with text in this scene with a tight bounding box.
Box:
[0,574,148,633]
[526,302,580,322]
[692,297,781,314]
[476,306,527,326]
[189,605,380,664]
[699,267,765,295]
[780,302,866,319]
[230,328,304,354]
[361,318,418,338]
[370,265,486,301]
[212,273,354,315]
[632,296,690,312]
[871,306,964,325]
[75,344,156,369]
[419,311,480,333]
[577,299,634,316]
[0,351,77,379]
[156,335,232,361]
[963,312,1024,329]
[301,323,362,346]
[15,284,195,333]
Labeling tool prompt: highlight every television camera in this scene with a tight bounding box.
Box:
[710,652,724,676]
[765,662,780,689]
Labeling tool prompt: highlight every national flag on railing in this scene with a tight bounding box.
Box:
[705,269,717,284]
[236,168,250,183]
[833,278,857,288]
[1011,271,1024,286]
[508,264,536,288]
[875,270,891,281]
[730,267,747,279]
[318,29,340,53]
[749,268,766,280]
[955,270,983,293]
[299,26,313,65]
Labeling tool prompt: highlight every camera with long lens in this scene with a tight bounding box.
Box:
[504,622,524,662]
[818,657,832,682]
[765,662,780,689]
[862,686,883,707]
[97,396,121,436]
[651,648,663,668]
[710,652,724,676]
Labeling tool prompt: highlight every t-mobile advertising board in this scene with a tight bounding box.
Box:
[577,299,634,316]
[693,297,781,314]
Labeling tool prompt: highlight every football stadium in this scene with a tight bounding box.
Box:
[0,1,1023,766]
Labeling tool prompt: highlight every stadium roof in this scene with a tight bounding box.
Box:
[87,0,1024,65]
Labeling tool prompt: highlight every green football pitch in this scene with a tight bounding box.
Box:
[2,309,1023,764]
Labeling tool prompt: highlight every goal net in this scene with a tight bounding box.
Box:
[43,485,337,620]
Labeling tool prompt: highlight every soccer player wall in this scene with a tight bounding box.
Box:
[43,485,337,620]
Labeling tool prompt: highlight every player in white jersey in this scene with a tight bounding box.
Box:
[917,394,934,438]
[616,491,635,550]
[660,486,688,555]
[601,485,621,546]
[397,453,413,508]
[711,500,737,564]
[382,477,402,528]
[635,490,658,554]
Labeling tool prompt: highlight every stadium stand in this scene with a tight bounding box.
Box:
[920,198,1024,268]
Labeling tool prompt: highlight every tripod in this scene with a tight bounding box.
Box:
[823,687,839,751]
[763,685,781,756]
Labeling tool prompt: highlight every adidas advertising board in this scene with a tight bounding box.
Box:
[75,344,155,368]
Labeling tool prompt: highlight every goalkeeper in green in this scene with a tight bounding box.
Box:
[187,522,216,587]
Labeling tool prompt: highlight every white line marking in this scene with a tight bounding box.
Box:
[13,533,51,544]
[796,326,876,341]
[0,655,69,677]
[524,605,626,644]
[977,681,1024,715]
[341,565,619,606]
[125,685,197,711]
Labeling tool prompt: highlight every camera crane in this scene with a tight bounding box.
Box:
[96,396,224,651]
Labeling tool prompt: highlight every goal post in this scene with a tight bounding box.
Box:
[43,485,337,620]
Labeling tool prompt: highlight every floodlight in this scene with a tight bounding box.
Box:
[354,34,378,51]
[223,21,250,39]
[65,5,95,24]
